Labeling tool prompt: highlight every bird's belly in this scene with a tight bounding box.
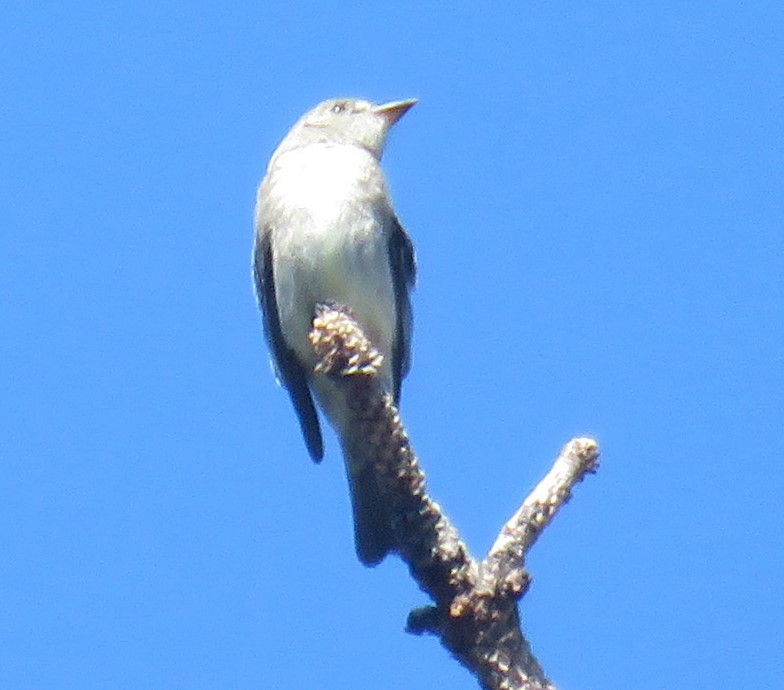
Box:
[275,212,396,385]
[266,145,397,387]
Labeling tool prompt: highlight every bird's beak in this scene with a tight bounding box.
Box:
[373,98,418,126]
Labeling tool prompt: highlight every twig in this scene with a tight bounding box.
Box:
[309,305,600,690]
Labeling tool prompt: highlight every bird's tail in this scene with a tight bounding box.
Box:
[343,445,394,566]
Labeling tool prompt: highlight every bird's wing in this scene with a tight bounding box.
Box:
[388,216,417,403]
[254,228,324,462]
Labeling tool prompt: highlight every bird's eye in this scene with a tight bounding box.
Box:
[331,103,346,114]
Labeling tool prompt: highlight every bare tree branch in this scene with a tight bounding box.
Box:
[309,304,600,690]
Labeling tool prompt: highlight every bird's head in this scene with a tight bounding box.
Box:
[282,97,417,160]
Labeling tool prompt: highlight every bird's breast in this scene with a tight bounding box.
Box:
[269,145,384,231]
[264,145,397,387]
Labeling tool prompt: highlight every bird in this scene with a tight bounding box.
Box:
[253,97,417,565]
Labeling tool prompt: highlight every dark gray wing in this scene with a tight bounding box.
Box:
[254,230,324,462]
[388,216,416,404]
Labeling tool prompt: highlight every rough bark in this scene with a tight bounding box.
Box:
[310,305,600,690]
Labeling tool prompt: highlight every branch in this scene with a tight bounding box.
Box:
[309,305,600,690]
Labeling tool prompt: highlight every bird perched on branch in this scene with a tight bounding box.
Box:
[253,97,417,565]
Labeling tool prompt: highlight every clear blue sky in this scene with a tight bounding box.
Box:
[2,3,782,688]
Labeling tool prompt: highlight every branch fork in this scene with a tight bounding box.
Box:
[309,304,599,690]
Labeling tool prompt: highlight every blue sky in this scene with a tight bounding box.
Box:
[2,2,782,688]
